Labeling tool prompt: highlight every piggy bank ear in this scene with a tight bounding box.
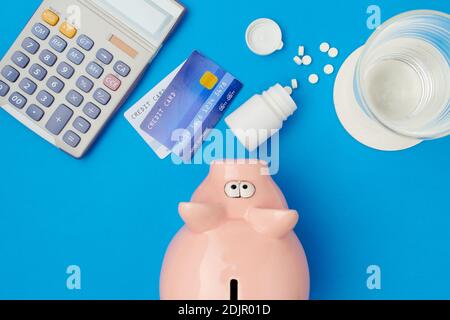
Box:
[179,202,225,233]
[247,208,299,239]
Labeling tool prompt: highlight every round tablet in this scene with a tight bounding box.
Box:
[328,47,339,58]
[245,18,284,56]
[324,64,334,75]
[302,55,312,66]
[308,74,319,84]
[320,42,330,53]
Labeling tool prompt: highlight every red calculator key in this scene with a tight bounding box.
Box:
[103,74,121,91]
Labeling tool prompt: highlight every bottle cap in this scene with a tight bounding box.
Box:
[246,18,284,56]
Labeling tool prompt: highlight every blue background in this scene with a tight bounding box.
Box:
[0,0,449,300]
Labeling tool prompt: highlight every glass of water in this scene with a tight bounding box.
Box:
[355,10,450,140]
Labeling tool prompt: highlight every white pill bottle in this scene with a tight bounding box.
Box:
[225,84,297,151]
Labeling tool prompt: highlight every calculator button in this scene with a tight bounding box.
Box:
[77,35,94,51]
[49,36,67,53]
[1,65,20,82]
[42,9,59,26]
[96,49,113,65]
[113,61,131,77]
[103,74,121,91]
[19,78,37,95]
[59,22,77,39]
[32,23,50,40]
[26,104,44,121]
[40,49,57,67]
[0,80,10,96]
[73,117,91,134]
[36,90,54,108]
[83,102,101,119]
[46,104,73,135]
[63,130,81,148]
[76,76,94,93]
[66,90,84,107]
[57,62,75,79]
[93,88,111,105]
[67,48,85,65]
[8,92,27,109]
[86,62,104,79]
[47,76,65,93]
[21,37,40,55]
[29,64,47,81]
[11,51,30,69]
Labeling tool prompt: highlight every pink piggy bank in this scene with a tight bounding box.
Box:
[160,160,310,300]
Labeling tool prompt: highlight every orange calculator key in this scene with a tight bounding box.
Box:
[59,22,77,39]
[42,9,59,26]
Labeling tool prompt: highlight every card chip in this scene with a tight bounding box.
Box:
[200,71,218,90]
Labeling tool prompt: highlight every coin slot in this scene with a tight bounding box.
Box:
[230,279,238,301]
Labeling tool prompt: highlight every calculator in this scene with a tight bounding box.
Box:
[0,0,184,158]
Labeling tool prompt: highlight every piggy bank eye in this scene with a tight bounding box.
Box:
[240,182,256,199]
[225,181,241,198]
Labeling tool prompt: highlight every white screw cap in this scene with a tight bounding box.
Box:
[246,18,284,56]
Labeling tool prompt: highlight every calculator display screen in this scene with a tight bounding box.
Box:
[97,0,183,45]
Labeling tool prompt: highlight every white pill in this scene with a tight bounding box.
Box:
[324,64,334,75]
[320,42,330,53]
[328,47,339,58]
[308,74,319,84]
[302,55,312,65]
[298,45,305,57]
[293,56,302,65]
[285,86,293,95]
[291,79,298,89]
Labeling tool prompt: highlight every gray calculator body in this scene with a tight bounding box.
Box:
[0,0,184,158]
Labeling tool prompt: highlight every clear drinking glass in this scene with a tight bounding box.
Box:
[355,10,450,140]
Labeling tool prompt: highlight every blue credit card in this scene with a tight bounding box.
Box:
[140,51,243,159]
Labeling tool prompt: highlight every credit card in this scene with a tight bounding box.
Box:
[139,51,243,160]
[124,64,183,159]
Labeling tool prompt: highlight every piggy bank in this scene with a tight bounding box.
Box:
[160,160,310,300]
